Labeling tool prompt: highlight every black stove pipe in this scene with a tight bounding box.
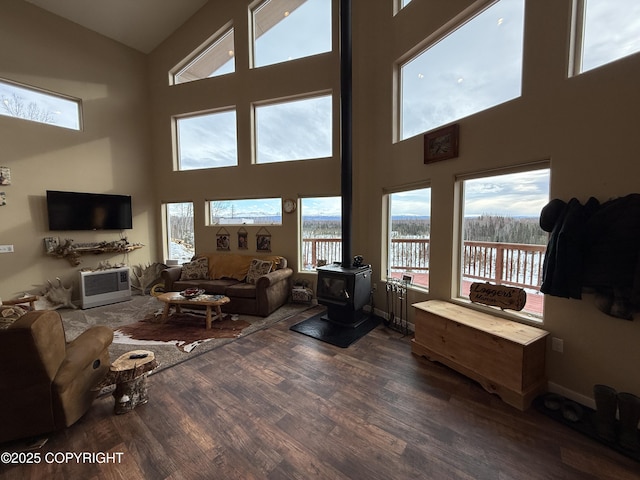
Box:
[340,0,353,269]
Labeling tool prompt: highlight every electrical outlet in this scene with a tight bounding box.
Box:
[551,337,564,353]
[0,245,14,253]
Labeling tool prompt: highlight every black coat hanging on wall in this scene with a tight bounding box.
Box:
[540,193,640,319]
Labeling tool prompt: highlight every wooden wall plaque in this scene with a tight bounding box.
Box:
[469,282,527,311]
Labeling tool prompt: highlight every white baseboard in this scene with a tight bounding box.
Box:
[545,382,595,409]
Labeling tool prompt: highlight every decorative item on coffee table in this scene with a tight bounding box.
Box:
[156,291,231,329]
[100,350,157,415]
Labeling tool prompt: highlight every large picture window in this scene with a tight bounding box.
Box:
[574,0,640,74]
[175,109,238,171]
[457,167,550,318]
[399,0,524,140]
[255,94,332,164]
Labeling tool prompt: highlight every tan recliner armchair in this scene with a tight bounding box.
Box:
[0,310,113,444]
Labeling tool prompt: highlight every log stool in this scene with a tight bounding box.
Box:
[105,350,157,414]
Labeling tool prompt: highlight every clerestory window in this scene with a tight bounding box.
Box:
[251,0,332,68]
[175,109,238,171]
[0,78,81,130]
[254,94,332,164]
[398,0,525,140]
[572,0,640,74]
[171,26,235,85]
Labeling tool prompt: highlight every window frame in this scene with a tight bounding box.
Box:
[383,184,432,291]
[299,196,342,271]
[170,24,236,85]
[250,0,332,69]
[396,0,525,142]
[0,77,82,131]
[174,107,238,171]
[206,197,283,226]
[570,0,640,76]
[162,201,195,264]
[253,92,333,164]
[453,162,551,322]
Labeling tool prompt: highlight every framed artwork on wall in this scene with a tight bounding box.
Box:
[216,227,230,251]
[237,227,248,250]
[0,167,10,185]
[256,227,271,252]
[424,123,459,164]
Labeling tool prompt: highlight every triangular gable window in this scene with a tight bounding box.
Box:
[171,26,235,85]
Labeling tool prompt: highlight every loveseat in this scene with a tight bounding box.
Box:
[160,253,293,316]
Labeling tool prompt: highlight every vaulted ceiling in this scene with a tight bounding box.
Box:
[22,0,209,53]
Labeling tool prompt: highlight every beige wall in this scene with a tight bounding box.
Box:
[148,0,640,401]
[0,0,156,300]
[354,0,640,401]
[148,0,342,269]
[1,0,638,403]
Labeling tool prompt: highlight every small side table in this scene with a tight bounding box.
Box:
[103,350,157,415]
[2,295,38,310]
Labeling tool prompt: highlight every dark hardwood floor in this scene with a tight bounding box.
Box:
[1,307,638,479]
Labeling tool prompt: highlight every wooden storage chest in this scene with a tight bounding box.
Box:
[412,300,549,410]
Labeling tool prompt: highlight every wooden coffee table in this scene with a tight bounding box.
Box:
[156,292,230,329]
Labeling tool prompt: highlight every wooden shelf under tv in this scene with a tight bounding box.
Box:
[46,239,144,266]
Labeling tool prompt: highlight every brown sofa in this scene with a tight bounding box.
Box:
[0,309,113,444]
[160,253,293,316]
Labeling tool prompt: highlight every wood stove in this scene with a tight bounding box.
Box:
[317,264,372,327]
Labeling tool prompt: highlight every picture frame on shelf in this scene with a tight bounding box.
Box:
[424,123,459,164]
[402,273,414,285]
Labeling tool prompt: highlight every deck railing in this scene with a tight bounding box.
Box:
[302,238,546,292]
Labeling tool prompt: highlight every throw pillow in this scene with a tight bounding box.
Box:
[0,305,27,330]
[179,257,209,280]
[246,259,272,285]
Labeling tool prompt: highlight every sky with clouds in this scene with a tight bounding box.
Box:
[401,0,525,140]
[0,81,80,130]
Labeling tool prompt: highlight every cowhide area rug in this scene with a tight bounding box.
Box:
[58,295,315,373]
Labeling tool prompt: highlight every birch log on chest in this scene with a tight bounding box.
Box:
[411,300,549,410]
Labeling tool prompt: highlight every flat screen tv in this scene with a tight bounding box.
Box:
[46,190,133,231]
